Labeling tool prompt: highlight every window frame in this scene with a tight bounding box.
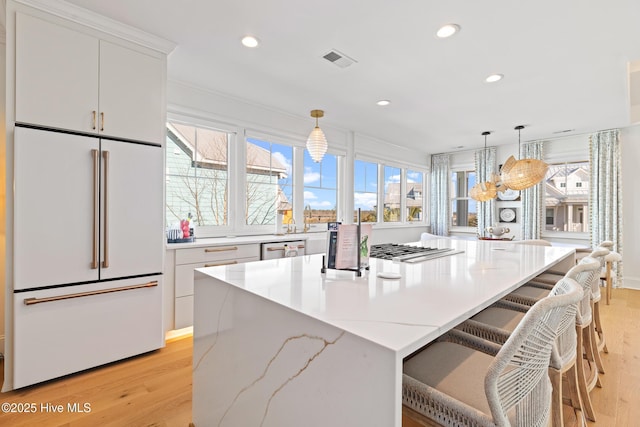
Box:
[449,168,478,231]
[353,156,428,227]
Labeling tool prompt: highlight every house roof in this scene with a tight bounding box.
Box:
[168,122,288,177]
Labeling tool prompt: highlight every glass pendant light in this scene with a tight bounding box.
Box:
[306,109,328,163]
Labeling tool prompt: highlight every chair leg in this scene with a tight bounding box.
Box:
[593,299,609,355]
[575,326,596,422]
[565,363,583,412]
[584,321,604,387]
[550,367,564,427]
[605,262,612,305]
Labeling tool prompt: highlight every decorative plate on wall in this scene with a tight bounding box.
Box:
[499,207,517,223]
[497,188,520,201]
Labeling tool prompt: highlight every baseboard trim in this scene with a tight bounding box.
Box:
[622,275,640,290]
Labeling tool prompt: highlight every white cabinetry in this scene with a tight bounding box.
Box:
[174,244,260,329]
[15,12,163,143]
[7,5,170,390]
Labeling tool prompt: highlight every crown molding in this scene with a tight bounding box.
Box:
[14,0,176,54]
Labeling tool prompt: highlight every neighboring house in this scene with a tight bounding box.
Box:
[545,164,589,232]
[166,122,289,226]
[383,182,424,221]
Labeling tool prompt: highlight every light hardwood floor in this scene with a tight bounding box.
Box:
[0,289,638,427]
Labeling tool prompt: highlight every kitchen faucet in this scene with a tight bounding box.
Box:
[286,216,296,234]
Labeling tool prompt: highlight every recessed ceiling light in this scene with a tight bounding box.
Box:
[436,24,460,38]
[485,74,504,83]
[376,100,391,106]
[241,35,259,48]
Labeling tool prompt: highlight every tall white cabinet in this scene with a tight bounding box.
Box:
[5,2,175,390]
[15,12,164,143]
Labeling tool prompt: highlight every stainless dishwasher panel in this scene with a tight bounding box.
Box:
[261,240,306,260]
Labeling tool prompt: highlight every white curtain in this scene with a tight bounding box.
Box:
[475,146,496,235]
[589,129,623,285]
[521,141,545,240]
[430,154,450,236]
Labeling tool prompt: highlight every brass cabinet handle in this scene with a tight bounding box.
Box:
[24,281,158,306]
[267,247,287,251]
[100,112,105,131]
[204,260,238,267]
[92,111,97,130]
[91,149,99,269]
[204,246,238,253]
[102,150,110,268]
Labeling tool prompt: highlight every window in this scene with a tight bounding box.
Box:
[354,160,378,222]
[166,122,230,227]
[451,170,477,227]
[383,166,401,222]
[406,169,424,221]
[544,161,589,232]
[303,151,338,224]
[246,138,293,225]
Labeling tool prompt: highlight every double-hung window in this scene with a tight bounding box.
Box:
[450,170,477,227]
[544,161,590,232]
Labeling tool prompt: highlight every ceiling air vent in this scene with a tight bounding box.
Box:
[322,49,357,69]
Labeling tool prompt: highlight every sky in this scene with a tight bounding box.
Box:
[248,138,425,212]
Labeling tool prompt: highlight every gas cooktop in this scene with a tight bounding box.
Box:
[369,243,464,263]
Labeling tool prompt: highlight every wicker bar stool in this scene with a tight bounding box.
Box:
[458,258,600,426]
[402,278,583,427]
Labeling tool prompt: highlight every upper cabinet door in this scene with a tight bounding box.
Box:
[15,12,99,133]
[15,13,164,144]
[99,41,164,144]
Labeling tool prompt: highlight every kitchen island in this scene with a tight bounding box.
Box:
[192,238,575,426]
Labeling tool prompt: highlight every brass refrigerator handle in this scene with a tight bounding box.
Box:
[204,260,238,267]
[204,246,238,253]
[102,150,110,268]
[91,149,99,269]
[92,110,97,130]
[24,281,158,306]
[100,112,105,131]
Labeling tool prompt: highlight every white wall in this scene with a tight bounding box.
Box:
[620,125,640,289]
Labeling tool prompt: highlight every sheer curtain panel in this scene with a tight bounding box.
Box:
[521,141,545,240]
[589,129,623,285]
[430,154,451,236]
[475,146,496,234]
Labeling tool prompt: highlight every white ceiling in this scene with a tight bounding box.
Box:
[66,0,640,154]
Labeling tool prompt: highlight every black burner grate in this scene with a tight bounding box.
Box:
[369,243,440,260]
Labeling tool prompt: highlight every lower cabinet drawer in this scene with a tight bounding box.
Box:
[13,275,164,389]
[175,256,259,297]
[175,244,259,265]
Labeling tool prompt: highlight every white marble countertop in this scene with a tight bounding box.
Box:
[166,232,326,250]
[195,238,575,357]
